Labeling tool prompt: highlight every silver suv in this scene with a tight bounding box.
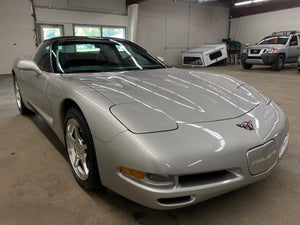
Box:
[241,31,300,71]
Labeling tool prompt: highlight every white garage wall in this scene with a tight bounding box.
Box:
[136,0,230,65]
[35,0,129,37]
[230,7,300,45]
[0,0,35,74]
[0,0,230,73]
[35,8,129,37]
[34,0,127,15]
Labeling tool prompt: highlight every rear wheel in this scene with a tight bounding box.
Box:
[272,55,285,71]
[242,62,252,69]
[64,108,101,190]
[13,78,31,114]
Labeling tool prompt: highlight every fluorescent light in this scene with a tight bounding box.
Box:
[235,1,252,6]
[234,0,267,6]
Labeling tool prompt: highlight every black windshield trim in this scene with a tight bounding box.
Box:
[51,38,167,74]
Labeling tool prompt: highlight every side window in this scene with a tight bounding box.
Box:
[290,36,298,46]
[32,43,51,72]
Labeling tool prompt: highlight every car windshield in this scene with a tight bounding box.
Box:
[258,36,289,45]
[53,39,165,73]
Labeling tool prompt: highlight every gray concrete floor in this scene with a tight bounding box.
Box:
[0,65,299,225]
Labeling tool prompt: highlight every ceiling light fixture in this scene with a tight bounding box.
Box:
[234,0,267,6]
[173,0,218,3]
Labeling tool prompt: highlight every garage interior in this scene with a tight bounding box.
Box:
[0,0,300,224]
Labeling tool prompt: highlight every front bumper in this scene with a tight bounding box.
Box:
[242,53,279,65]
[93,102,289,209]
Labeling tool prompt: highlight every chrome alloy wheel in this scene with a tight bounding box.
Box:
[66,118,89,180]
[14,80,22,110]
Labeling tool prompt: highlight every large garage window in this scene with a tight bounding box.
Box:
[38,24,64,43]
[74,25,101,37]
[74,25,125,39]
[102,27,125,39]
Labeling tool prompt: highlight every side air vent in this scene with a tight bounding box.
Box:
[158,196,192,205]
[179,170,237,187]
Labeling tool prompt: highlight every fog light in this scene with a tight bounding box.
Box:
[145,173,175,187]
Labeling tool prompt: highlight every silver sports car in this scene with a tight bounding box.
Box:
[12,37,289,209]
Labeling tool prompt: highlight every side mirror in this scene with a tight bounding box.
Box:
[157,56,165,62]
[17,60,42,75]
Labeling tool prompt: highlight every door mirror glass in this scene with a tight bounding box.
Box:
[17,60,42,75]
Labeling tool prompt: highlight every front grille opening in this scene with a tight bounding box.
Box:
[179,170,236,187]
[250,49,261,54]
[158,196,192,205]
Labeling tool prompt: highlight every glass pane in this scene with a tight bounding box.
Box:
[102,27,125,39]
[32,43,51,72]
[74,26,101,36]
[43,28,61,40]
[76,44,101,52]
[54,41,163,73]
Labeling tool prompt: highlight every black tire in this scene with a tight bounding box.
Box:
[272,55,285,71]
[242,62,252,69]
[13,78,31,115]
[64,108,102,190]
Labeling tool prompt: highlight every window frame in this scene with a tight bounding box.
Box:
[289,35,298,46]
[37,23,65,43]
[32,42,52,72]
[73,24,126,39]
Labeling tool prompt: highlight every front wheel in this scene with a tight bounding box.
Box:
[13,78,31,114]
[272,55,285,71]
[64,108,101,190]
[242,62,252,69]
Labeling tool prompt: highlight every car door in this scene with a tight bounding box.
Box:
[23,43,54,124]
[287,35,300,62]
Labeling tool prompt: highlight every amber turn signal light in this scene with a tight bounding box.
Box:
[121,167,145,179]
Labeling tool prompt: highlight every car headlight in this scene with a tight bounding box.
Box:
[120,167,175,188]
[242,48,248,54]
[264,48,277,53]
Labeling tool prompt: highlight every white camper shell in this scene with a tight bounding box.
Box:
[182,44,227,67]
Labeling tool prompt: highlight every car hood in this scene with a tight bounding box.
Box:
[63,68,267,133]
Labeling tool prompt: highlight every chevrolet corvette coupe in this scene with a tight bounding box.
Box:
[12,37,289,209]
